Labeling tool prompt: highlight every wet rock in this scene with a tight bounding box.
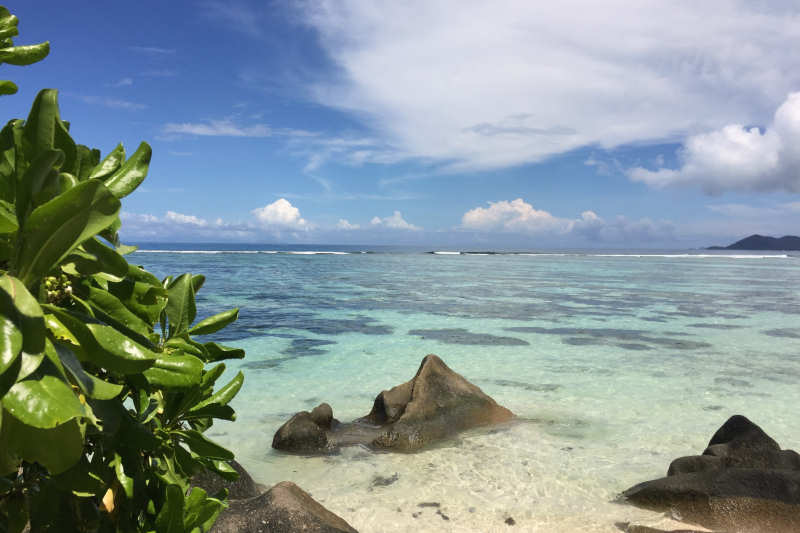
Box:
[622,415,800,532]
[505,517,516,525]
[371,473,399,487]
[210,481,357,533]
[311,403,334,429]
[272,354,514,454]
[191,459,262,500]
[272,411,331,454]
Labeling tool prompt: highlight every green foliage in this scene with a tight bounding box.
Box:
[0,7,49,95]
[0,89,246,531]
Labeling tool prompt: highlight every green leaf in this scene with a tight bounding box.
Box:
[16,179,120,287]
[86,285,151,336]
[173,430,234,460]
[0,42,49,65]
[23,89,59,155]
[193,371,243,410]
[0,275,45,355]
[2,411,84,474]
[166,274,195,338]
[102,142,150,198]
[15,148,63,225]
[0,199,16,233]
[110,452,133,499]
[45,306,158,374]
[202,342,244,362]
[143,353,204,389]
[188,308,239,336]
[0,80,17,95]
[0,313,21,377]
[155,484,184,533]
[82,237,129,279]
[55,342,123,400]
[3,375,85,428]
[87,143,124,180]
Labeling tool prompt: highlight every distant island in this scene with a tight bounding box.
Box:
[708,234,800,250]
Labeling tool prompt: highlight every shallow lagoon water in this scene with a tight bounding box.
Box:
[135,247,800,532]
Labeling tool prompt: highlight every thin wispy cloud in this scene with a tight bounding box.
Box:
[300,1,800,173]
[108,77,133,88]
[201,1,263,38]
[79,95,147,111]
[129,46,176,54]
[162,117,318,139]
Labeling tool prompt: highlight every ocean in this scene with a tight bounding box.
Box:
[133,244,800,532]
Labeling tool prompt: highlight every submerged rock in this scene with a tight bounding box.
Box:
[272,354,514,453]
[211,481,357,533]
[622,415,800,532]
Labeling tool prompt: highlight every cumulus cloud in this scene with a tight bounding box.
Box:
[370,210,420,230]
[461,198,674,242]
[336,218,360,230]
[299,1,800,171]
[629,93,800,193]
[119,211,255,241]
[462,199,570,234]
[251,198,312,230]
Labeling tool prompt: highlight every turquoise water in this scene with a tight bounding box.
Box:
[135,247,800,532]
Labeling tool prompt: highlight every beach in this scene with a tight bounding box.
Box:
[136,247,800,532]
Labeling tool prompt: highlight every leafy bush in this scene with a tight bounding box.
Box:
[0,9,246,532]
[0,6,49,95]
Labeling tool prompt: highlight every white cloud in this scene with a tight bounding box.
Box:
[109,77,133,88]
[369,210,420,230]
[299,1,800,171]
[251,198,312,230]
[336,218,360,230]
[129,46,175,54]
[629,93,800,193]
[461,198,674,242]
[462,198,570,234]
[79,95,146,111]
[163,119,272,137]
[165,211,207,226]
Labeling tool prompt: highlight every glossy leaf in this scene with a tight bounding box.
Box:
[55,342,123,400]
[188,308,239,336]
[0,313,21,376]
[3,375,85,428]
[102,141,150,198]
[174,430,234,460]
[0,42,49,65]
[0,274,45,354]
[192,372,243,411]
[23,89,59,155]
[110,453,133,499]
[143,353,204,389]
[86,285,151,336]
[15,148,63,225]
[201,342,244,362]
[87,143,124,180]
[16,179,120,287]
[165,274,195,338]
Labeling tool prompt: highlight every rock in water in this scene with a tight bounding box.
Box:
[361,354,514,451]
[272,354,514,453]
[191,459,262,500]
[272,409,333,453]
[622,415,800,532]
[211,481,358,533]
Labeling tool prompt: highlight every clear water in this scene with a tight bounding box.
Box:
[134,246,800,532]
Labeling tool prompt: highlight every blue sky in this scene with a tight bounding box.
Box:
[4,1,800,247]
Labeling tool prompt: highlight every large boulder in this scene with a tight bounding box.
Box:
[622,416,800,532]
[360,353,514,451]
[192,459,262,500]
[211,481,358,533]
[272,354,514,453]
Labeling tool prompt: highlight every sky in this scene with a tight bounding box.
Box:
[3,1,800,248]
